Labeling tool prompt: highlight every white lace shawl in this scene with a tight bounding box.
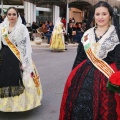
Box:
[0,15,33,74]
[82,25,120,59]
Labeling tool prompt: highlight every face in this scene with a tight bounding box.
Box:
[79,24,82,28]
[7,8,18,24]
[94,6,111,27]
[49,22,53,26]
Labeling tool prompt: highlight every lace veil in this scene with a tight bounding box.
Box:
[54,17,62,30]
[0,15,33,74]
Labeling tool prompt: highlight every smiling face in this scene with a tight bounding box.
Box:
[94,6,111,27]
[7,8,18,24]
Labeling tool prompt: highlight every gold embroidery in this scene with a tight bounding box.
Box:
[2,26,40,95]
[92,42,100,54]
[0,26,42,112]
[86,48,114,78]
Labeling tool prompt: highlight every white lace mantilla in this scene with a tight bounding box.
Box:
[0,15,33,74]
[0,15,42,112]
[98,30,119,59]
[82,25,120,59]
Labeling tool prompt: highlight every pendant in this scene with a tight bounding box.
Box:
[93,42,100,54]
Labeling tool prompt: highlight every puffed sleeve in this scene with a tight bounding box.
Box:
[115,44,120,70]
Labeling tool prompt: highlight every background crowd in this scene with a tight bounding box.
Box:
[0,12,89,46]
[25,17,89,45]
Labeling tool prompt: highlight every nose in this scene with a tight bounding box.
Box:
[98,14,103,19]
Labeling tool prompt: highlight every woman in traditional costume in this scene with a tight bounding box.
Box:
[50,17,65,51]
[59,1,120,119]
[0,7,42,112]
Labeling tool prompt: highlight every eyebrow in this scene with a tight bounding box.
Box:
[95,12,107,13]
[8,12,16,13]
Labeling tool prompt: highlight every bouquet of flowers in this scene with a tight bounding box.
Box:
[107,71,120,93]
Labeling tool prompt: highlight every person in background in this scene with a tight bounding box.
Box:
[61,17,66,28]
[71,17,75,23]
[63,24,68,45]
[59,1,120,119]
[20,13,26,25]
[69,18,72,23]
[2,14,6,21]
[39,21,43,27]
[67,23,73,43]
[0,7,42,112]
[45,20,50,29]
[45,21,54,44]
[41,22,48,34]
[71,23,77,43]
[82,22,87,31]
[75,22,84,43]
[32,21,39,33]
[0,15,3,23]
[50,17,66,51]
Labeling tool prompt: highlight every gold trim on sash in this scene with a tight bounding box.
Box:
[86,48,114,78]
[83,34,115,79]
[2,26,40,95]
[4,37,21,62]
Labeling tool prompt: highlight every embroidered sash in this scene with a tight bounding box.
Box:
[83,34,115,79]
[2,26,40,95]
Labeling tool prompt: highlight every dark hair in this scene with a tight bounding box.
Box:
[6,7,19,17]
[93,1,113,17]
[86,1,120,40]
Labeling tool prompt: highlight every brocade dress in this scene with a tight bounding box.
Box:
[0,16,42,112]
[50,22,65,51]
[59,26,120,120]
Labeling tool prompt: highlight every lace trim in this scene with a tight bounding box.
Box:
[98,30,119,59]
[0,86,24,98]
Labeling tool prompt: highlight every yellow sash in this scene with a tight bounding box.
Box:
[83,34,115,79]
[2,26,40,95]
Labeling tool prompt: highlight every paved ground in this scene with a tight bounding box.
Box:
[30,40,79,47]
[0,45,77,120]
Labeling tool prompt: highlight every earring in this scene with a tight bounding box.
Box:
[109,19,112,26]
[95,22,97,27]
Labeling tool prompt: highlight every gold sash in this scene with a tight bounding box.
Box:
[83,34,115,79]
[2,26,40,95]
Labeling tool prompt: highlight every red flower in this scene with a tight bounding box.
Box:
[31,72,34,77]
[109,71,120,86]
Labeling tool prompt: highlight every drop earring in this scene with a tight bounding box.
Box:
[109,19,112,26]
[95,22,97,27]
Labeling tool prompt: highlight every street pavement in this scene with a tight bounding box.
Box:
[0,43,78,120]
[30,40,79,48]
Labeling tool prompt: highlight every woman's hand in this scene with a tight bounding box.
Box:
[20,64,26,71]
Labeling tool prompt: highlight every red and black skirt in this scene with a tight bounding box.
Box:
[59,59,119,120]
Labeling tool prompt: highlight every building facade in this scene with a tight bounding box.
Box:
[0,0,56,24]
[0,0,120,25]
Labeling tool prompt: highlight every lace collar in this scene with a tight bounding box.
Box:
[82,25,120,59]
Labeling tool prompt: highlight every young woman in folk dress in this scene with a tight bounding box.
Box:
[0,7,42,112]
[50,17,66,51]
[59,1,120,119]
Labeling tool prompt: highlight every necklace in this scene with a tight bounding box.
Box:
[94,27,109,42]
[93,27,109,54]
